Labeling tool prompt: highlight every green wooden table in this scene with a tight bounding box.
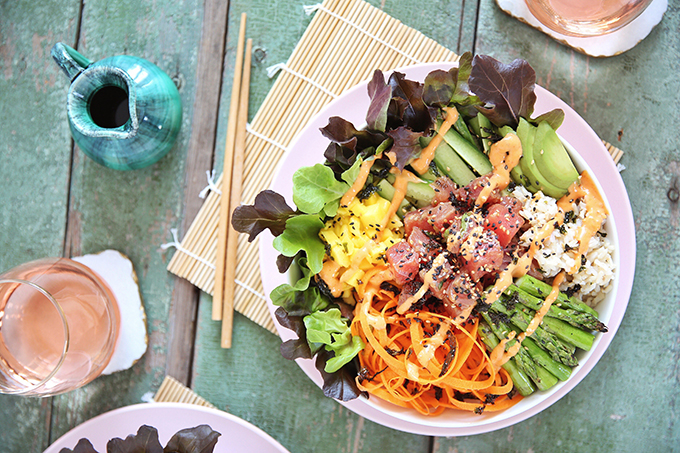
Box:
[1,0,678,451]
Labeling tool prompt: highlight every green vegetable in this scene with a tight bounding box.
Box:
[375,179,412,217]
[304,308,365,373]
[441,126,493,175]
[272,215,326,274]
[489,298,578,367]
[453,113,478,147]
[515,274,600,318]
[504,285,607,332]
[521,336,571,381]
[476,111,493,153]
[292,163,349,214]
[419,136,476,186]
[481,312,557,392]
[385,173,436,208]
[533,120,579,189]
[478,320,536,396]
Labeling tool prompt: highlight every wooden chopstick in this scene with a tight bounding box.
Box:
[213,12,247,322]
[221,38,252,348]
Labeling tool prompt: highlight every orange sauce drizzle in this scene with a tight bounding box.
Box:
[476,132,523,206]
[490,271,565,368]
[410,106,459,174]
[341,158,376,206]
[319,260,344,298]
[378,168,422,234]
[397,253,447,314]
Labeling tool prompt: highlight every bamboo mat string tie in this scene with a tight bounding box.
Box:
[161,229,267,301]
[161,229,216,270]
[302,3,424,65]
[245,123,291,153]
[266,63,339,99]
[199,170,221,198]
[233,278,268,301]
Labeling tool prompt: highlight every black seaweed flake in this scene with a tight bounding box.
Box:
[357,183,380,200]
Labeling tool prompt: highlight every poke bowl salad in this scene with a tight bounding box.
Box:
[233,53,632,430]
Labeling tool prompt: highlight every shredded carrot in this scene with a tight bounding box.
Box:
[350,265,522,415]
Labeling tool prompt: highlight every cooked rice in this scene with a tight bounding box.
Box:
[510,186,615,307]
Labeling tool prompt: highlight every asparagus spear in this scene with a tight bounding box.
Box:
[481,313,558,391]
[515,274,599,318]
[521,337,571,381]
[507,299,595,351]
[477,320,536,396]
[491,300,578,367]
[504,285,607,333]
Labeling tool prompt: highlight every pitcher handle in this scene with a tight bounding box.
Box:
[51,42,92,82]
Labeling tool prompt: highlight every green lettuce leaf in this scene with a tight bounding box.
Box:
[272,214,326,273]
[303,308,365,373]
[292,164,349,214]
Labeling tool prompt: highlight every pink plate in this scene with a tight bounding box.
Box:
[43,402,289,453]
[259,62,636,436]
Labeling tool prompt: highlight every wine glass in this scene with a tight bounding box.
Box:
[524,0,654,36]
[0,258,119,396]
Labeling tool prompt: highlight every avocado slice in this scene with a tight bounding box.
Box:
[515,119,540,191]
[517,119,567,198]
[533,121,580,189]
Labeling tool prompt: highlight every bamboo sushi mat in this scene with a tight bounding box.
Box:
[154,375,216,408]
[166,0,624,335]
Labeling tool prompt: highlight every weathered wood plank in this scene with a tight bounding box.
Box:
[0,0,81,452]
[44,0,205,445]
[165,0,231,387]
[433,0,680,451]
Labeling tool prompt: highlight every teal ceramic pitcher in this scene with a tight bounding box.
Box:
[51,43,182,170]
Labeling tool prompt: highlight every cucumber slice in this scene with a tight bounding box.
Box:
[441,127,493,176]
[376,179,411,218]
[419,137,476,186]
[477,112,494,153]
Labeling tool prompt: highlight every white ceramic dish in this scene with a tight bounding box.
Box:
[259,62,636,436]
[43,402,289,453]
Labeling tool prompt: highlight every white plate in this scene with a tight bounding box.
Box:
[259,62,636,436]
[43,402,289,453]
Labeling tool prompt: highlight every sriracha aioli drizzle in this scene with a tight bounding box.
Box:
[556,171,608,274]
[378,168,423,236]
[490,271,566,368]
[475,132,523,206]
[411,106,459,175]
[341,158,376,206]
